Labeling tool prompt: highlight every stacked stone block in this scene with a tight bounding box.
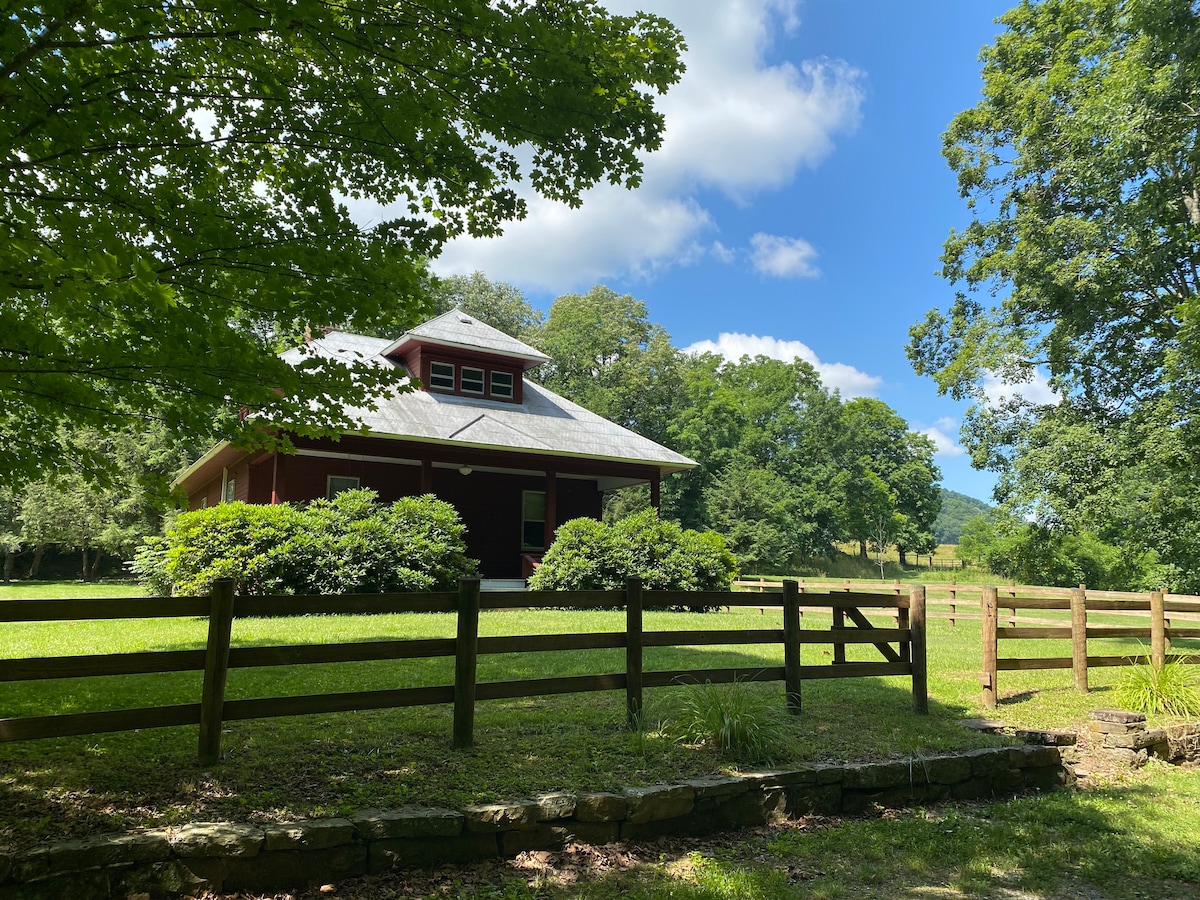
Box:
[1086,709,1170,767]
[0,745,1072,899]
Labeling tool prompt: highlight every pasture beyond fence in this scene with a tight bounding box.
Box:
[0,580,928,764]
[980,585,1200,709]
[732,578,1200,709]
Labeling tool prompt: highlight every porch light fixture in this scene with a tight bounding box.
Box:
[459,466,473,475]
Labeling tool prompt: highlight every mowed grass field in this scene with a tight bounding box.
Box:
[1,580,1198,900]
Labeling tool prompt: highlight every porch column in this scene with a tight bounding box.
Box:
[270,454,282,504]
[650,473,661,511]
[545,469,558,547]
[420,459,433,493]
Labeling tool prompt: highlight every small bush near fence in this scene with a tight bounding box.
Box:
[132,489,477,595]
[530,509,737,603]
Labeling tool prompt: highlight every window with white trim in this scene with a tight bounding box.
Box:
[326,475,360,499]
[490,370,514,399]
[224,477,236,504]
[429,361,455,390]
[461,366,485,394]
[521,490,546,550]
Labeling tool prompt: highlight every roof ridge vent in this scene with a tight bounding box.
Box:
[458,314,474,324]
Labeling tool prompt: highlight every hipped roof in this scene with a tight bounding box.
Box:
[175,318,696,489]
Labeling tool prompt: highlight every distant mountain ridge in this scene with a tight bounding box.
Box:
[934,488,991,544]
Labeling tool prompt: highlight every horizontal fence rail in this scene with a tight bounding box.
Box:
[733,578,1200,630]
[980,585,1200,708]
[0,579,928,762]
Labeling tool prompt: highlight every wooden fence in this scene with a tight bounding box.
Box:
[734,578,1200,629]
[0,579,928,764]
[734,578,975,626]
[980,585,1200,708]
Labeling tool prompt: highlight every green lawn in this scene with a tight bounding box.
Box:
[243,763,1200,900]
[250,763,1198,900]
[0,580,1195,872]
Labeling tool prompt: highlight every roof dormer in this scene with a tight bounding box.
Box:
[383,309,547,403]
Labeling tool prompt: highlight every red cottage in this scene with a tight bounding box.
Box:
[174,310,696,580]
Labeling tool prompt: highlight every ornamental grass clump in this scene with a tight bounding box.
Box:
[1115,655,1200,718]
[674,680,791,764]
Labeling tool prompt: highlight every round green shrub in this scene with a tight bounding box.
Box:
[134,489,477,595]
[529,509,737,605]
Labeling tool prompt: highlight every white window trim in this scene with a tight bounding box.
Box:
[326,474,361,499]
[521,490,546,551]
[429,361,455,390]
[460,365,485,395]
[490,370,514,399]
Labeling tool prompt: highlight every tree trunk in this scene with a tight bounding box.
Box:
[898,547,908,566]
[89,548,103,581]
[858,540,867,560]
[2,548,12,583]
[81,546,91,582]
[28,544,44,579]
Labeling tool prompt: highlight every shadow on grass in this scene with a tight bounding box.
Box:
[0,640,1001,852]
[389,771,1199,900]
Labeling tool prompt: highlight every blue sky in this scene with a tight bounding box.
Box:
[427,1,1030,503]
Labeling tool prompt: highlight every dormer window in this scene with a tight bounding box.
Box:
[461,366,485,395]
[429,361,455,390]
[490,371,514,399]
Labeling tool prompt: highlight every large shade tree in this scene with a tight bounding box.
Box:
[908,0,1200,588]
[2,0,684,483]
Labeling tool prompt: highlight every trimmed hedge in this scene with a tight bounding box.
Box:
[133,489,477,595]
[529,509,737,600]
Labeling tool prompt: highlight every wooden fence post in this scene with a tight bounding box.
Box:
[1150,589,1166,668]
[948,579,957,628]
[910,585,928,714]
[832,604,846,665]
[897,595,911,663]
[833,578,848,665]
[1071,585,1088,693]
[198,579,235,766]
[782,580,802,714]
[453,577,481,749]
[982,585,998,710]
[625,578,644,729]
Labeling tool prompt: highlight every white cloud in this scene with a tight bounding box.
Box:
[423,0,863,291]
[683,331,882,398]
[435,190,711,291]
[749,233,820,278]
[711,241,736,264]
[920,417,966,458]
[981,370,1059,407]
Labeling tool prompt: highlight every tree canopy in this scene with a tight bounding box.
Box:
[908,0,1200,589]
[2,1,684,483]
[515,280,942,574]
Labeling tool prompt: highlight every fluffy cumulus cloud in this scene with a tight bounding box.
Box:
[981,370,1059,408]
[919,417,966,458]
[683,332,882,398]
[430,0,863,290]
[749,233,820,278]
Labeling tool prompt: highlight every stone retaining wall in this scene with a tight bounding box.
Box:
[1084,709,1200,767]
[0,745,1070,899]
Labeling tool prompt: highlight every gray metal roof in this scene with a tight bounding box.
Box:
[279,330,696,474]
[381,308,550,367]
